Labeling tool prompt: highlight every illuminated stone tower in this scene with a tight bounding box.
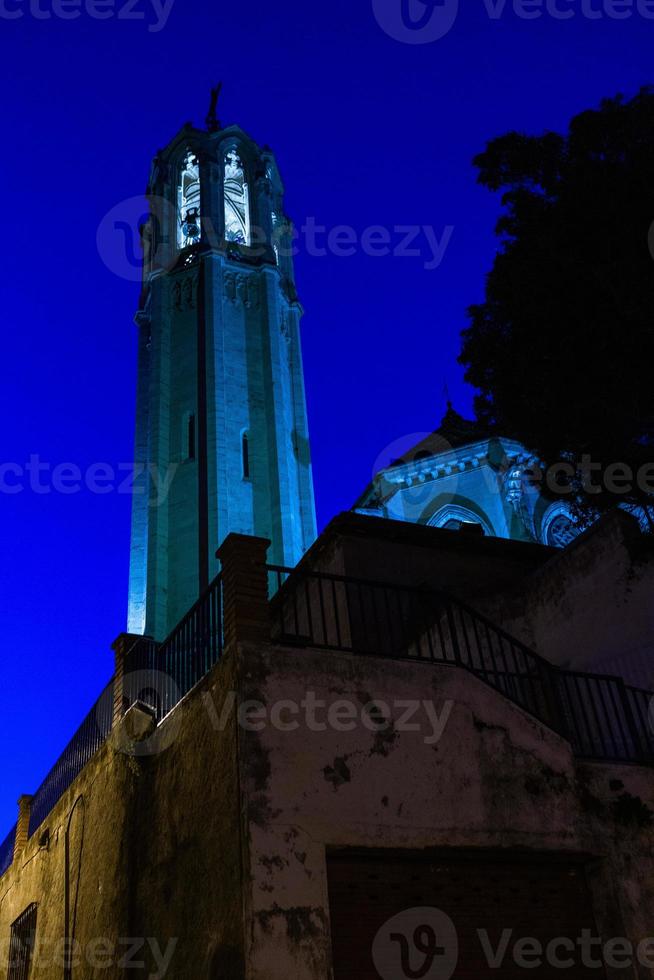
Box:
[127,101,317,640]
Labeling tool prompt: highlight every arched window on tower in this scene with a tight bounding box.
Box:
[224,150,251,245]
[177,152,201,249]
[271,212,280,264]
[540,504,582,548]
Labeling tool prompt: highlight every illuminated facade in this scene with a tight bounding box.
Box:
[354,403,581,546]
[128,119,317,640]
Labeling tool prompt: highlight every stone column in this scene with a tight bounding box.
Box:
[13,794,33,860]
[199,153,223,249]
[216,534,271,649]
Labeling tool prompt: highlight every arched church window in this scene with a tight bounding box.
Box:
[546,514,580,548]
[224,150,251,245]
[177,152,201,248]
[540,504,582,548]
[428,505,493,536]
[442,518,483,533]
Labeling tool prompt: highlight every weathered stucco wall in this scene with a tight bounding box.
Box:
[237,642,654,980]
[479,512,654,684]
[0,652,244,979]
[0,738,133,978]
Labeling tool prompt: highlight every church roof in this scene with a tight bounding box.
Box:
[352,404,497,511]
[388,403,491,468]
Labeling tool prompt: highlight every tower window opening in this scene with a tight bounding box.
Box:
[271,212,280,264]
[224,150,251,245]
[187,413,196,461]
[242,431,250,479]
[177,151,201,249]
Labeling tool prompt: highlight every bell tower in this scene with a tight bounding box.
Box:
[127,98,317,640]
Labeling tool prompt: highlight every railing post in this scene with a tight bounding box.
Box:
[13,795,33,860]
[617,678,645,764]
[540,663,570,743]
[216,534,271,649]
[111,633,144,728]
[444,599,462,664]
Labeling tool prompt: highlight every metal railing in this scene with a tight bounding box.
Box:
[268,565,654,766]
[1,560,651,882]
[0,825,15,878]
[122,572,223,721]
[28,678,115,837]
[0,572,224,876]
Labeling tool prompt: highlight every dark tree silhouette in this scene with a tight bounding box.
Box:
[459,88,654,528]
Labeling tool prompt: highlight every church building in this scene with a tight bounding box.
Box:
[355,402,582,548]
[1,104,654,980]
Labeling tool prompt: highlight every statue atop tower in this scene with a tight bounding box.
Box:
[205,82,222,132]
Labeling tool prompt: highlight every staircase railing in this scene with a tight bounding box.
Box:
[122,572,223,721]
[267,565,654,765]
[0,573,224,876]
[2,562,651,883]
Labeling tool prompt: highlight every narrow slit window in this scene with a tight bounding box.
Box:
[242,432,250,479]
[187,414,196,461]
[8,903,37,980]
[271,211,280,264]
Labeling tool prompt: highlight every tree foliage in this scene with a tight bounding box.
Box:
[459,89,654,522]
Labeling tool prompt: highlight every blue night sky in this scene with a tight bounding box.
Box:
[0,0,651,835]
